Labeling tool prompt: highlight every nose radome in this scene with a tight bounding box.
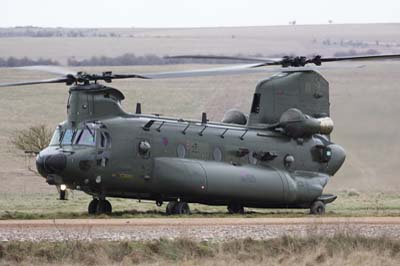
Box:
[36,154,47,177]
[326,144,346,176]
[36,153,67,176]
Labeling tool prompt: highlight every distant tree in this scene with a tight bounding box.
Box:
[11,124,52,154]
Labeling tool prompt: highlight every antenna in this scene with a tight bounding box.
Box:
[202,112,207,124]
[136,103,142,114]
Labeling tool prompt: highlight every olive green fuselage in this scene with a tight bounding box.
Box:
[37,71,345,209]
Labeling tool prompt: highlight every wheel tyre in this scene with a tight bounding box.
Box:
[103,200,112,214]
[96,199,112,214]
[310,201,325,215]
[228,204,244,214]
[175,202,190,215]
[88,199,99,214]
[166,201,177,215]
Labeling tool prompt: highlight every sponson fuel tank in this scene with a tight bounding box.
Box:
[152,158,329,208]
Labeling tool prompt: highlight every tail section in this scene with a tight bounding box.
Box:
[247,71,329,127]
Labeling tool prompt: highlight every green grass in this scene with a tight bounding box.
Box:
[1,190,400,219]
[1,234,400,265]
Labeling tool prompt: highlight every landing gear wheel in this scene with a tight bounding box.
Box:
[166,201,177,215]
[98,199,112,214]
[166,201,190,215]
[227,204,244,214]
[88,199,99,214]
[310,200,325,215]
[174,202,190,215]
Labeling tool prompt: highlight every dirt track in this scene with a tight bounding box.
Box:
[1,217,400,242]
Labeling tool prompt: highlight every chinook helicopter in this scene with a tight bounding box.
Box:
[1,53,399,215]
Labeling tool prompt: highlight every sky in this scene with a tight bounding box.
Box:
[2,0,400,28]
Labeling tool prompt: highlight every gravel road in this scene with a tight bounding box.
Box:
[1,217,400,242]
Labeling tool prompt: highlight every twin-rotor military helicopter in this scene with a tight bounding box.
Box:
[1,53,399,215]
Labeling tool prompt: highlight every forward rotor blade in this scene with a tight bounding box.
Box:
[0,77,70,87]
[166,55,280,63]
[14,65,76,76]
[320,53,400,62]
[109,74,150,80]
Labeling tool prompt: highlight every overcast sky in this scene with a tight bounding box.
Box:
[2,0,400,28]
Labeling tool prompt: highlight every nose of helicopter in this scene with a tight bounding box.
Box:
[36,152,67,177]
[326,144,346,176]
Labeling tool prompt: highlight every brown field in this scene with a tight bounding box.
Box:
[0,23,400,201]
[1,24,400,63]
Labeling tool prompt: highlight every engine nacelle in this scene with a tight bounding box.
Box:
[222,109,248,125]
[279,108,333,138]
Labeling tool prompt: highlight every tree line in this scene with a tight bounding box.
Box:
[0,57,59,67]
[0,50,393,68]
[0,27,122,38]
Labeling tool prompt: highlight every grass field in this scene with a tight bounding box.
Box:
[1,235,400,265]
[0,190,399,219]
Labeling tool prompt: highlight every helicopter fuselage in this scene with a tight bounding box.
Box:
[36,71,345,211]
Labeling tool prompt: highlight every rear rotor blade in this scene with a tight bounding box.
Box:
[141,64,364,79]
[168,53,400,67]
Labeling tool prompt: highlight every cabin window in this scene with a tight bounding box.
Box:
[250,93,261,113]
[213,147,222,161]
[177,144,186,158]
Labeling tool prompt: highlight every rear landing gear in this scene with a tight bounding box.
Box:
[88,198,112,214]
[310,200,325,215]
[227,203,244,214]
[166,201,190,215]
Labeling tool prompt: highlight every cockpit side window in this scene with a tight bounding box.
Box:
[49,128,62,146]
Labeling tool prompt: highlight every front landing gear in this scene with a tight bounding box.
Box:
[310,200,325,215]
[166,201,190,215]
[88,198,112,214]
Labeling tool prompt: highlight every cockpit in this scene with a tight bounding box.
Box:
[50,128,96,146]
[49,123,110,148]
